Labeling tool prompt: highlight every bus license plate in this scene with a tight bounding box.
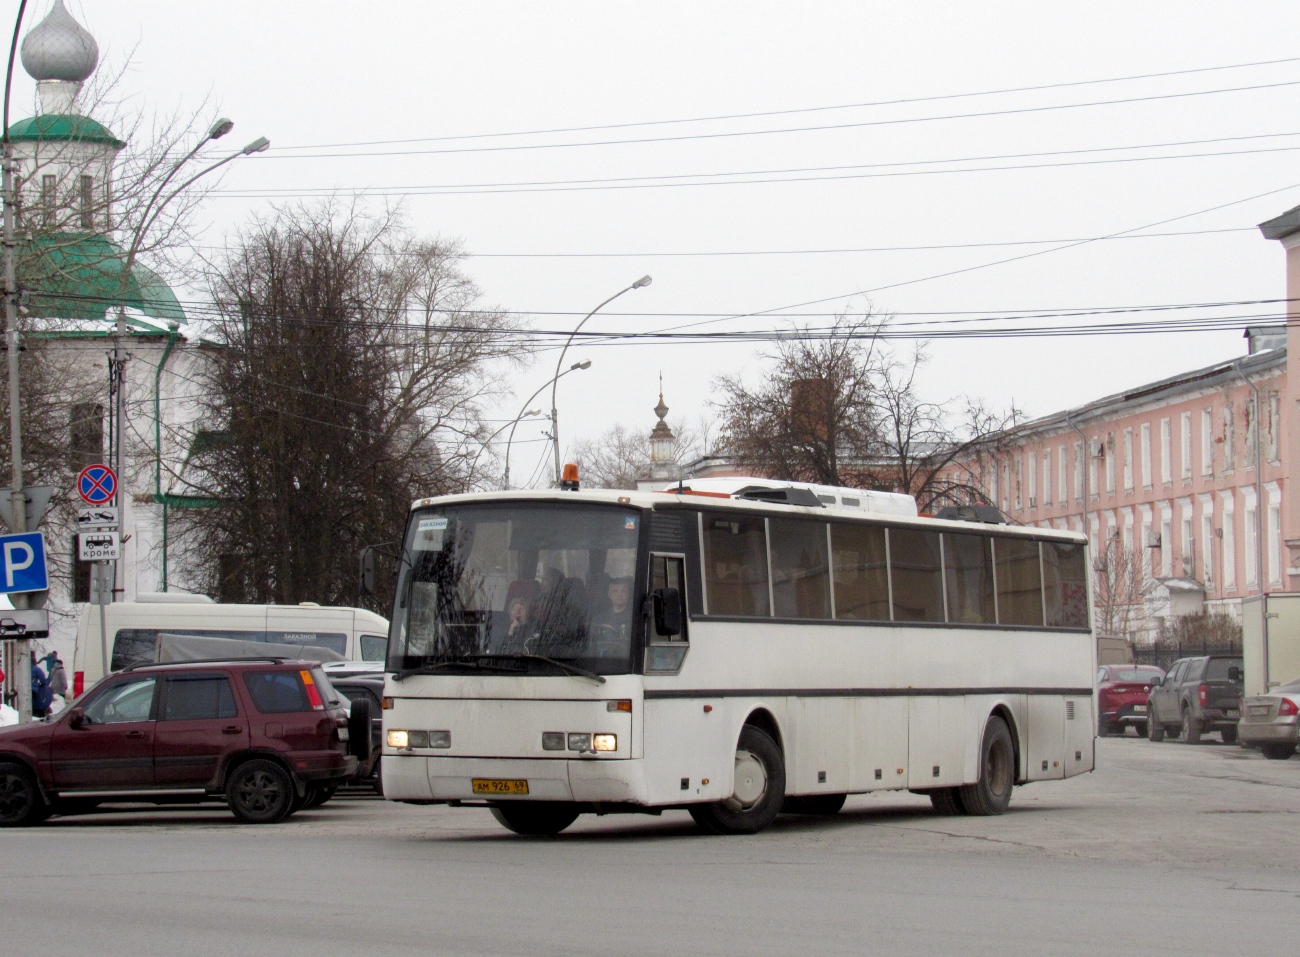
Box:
[472,779,529,795]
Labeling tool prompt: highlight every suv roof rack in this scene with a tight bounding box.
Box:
[123,656,295,672]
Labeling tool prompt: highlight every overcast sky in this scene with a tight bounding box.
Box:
[28,2,1300,485]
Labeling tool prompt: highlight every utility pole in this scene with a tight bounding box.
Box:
[3,0,28,720]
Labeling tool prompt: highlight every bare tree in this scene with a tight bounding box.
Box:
[174,202,512,610]
[1092,538,1156,641]
[714,313,1015,507]
[572,415,715,490]
[715,314,884,486]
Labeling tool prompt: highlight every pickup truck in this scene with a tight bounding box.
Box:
[1147,655,1244,744]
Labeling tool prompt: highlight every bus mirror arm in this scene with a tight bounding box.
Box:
[652,588,682,637]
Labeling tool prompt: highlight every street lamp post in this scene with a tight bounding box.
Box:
[467,408,540,483]
[2,0,28,719]
[550,276,650,484]
[109,126,269,602]
[513,361,591,490]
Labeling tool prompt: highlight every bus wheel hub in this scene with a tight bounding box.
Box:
[727,748,767,811]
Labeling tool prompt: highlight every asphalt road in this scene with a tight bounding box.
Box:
[3,736,1299,956]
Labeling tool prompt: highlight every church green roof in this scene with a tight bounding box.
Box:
[23,232,185,323]
[7,113,123,147]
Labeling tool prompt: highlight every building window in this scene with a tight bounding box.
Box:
[41,173,55,227]
[1015,457,1022,511]
[1201,409,1213,476]
[79,175,93,229]
[1123,428,1133,491]
[1224,405,1235,471]
[1269,392,1281,464]
[1223,501,1236,590]
[1073,441,1083,500]
[1244,396,1257,468]
[1170,509,1180,574]
[1001,462,1010,512]
[1244,493,1258,588]
[1182,512,1193,577]
[70,402,104,471]
[1180,412,1192,480]
[1160,418,1172,484]
[1202,511,1214,585]
[1042,453,1051,507]
[1088,441,1099,500]
[1058,445,1067,504]
[1140,423,1151,488]
[1105,433,1115,493]
[1269,487,1282,587]
[1028,452,1036,507]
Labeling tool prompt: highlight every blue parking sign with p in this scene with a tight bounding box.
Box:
[1,532,48,595]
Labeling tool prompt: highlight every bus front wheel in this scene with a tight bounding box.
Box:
[490,802,580,836]
[690,725,786,835]
[958,716,1015,816]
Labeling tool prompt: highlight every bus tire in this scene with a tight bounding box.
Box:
[690,725,785,835]
[490,802,580,836]
[929,787,963,816]
[783,793,846,815]
[958,716,1014,816]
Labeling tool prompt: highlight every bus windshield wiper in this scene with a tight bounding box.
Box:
[496,654,607,685]
[393,658,527,681]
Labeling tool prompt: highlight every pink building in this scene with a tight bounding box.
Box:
[961,201,1300,638]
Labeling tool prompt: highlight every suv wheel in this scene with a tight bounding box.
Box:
[1181,709,1201,745]
[226,759,295,824]
[0,762,48,827]
[1148,715,1165,742]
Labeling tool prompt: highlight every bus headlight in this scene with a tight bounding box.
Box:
[592,734,617,751]
[387,730,409,749]
[567,733,592,751]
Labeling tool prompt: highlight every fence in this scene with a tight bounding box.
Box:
[1131,642,1243,673]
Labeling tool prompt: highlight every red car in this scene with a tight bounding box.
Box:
[0,658,369,826]
[1097,664,1164,737]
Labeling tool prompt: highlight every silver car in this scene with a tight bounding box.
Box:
[1238,677,1300,760]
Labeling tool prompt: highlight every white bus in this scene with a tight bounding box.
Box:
[381,476,1095,835]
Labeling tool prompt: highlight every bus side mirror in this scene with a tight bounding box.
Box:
[68,708,86,730]
[359,547,377,596]
[1228,666,1241,682]
[652,587,682,637]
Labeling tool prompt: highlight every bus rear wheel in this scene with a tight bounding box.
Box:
[490,802,580,836]
[690,725,785,835]
[958,716,1015,816]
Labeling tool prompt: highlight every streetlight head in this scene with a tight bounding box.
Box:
[571,360,592,371]
[242,136,271,155]
[208,117,234,140]
[632,275,652,289]
[524,409,541,417]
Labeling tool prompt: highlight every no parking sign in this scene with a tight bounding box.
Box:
[77,464,117,506]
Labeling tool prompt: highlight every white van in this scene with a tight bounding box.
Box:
[72,593,390,697]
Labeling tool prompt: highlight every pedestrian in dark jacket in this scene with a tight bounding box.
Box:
[31,663,53,718]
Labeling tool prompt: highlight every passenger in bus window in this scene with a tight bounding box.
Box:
[590,577,633,654]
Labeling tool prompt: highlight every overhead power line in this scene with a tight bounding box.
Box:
[275,56,1300,151]
[254,79,1300,161]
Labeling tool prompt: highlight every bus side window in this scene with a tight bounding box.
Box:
[650,555,687,642]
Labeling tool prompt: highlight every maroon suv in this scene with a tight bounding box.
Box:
[0,658,369,826]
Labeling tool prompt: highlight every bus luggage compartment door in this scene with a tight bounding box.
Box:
[1026,695,1067,781]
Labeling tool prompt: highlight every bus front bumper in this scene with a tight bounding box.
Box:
[382,754,648,805]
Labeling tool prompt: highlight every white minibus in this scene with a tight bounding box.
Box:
[72,593,389,697]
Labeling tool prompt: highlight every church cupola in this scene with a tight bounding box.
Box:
[648,377,677,482]
[21,0,99,115]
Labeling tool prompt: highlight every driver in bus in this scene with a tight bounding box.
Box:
[589,577,633,656]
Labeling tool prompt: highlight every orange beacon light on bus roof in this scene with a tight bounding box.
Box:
[560,463,580,491]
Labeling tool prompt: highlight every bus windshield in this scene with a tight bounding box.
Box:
[390,503,642,676]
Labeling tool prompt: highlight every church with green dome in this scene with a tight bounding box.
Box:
[9,0,185,327]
